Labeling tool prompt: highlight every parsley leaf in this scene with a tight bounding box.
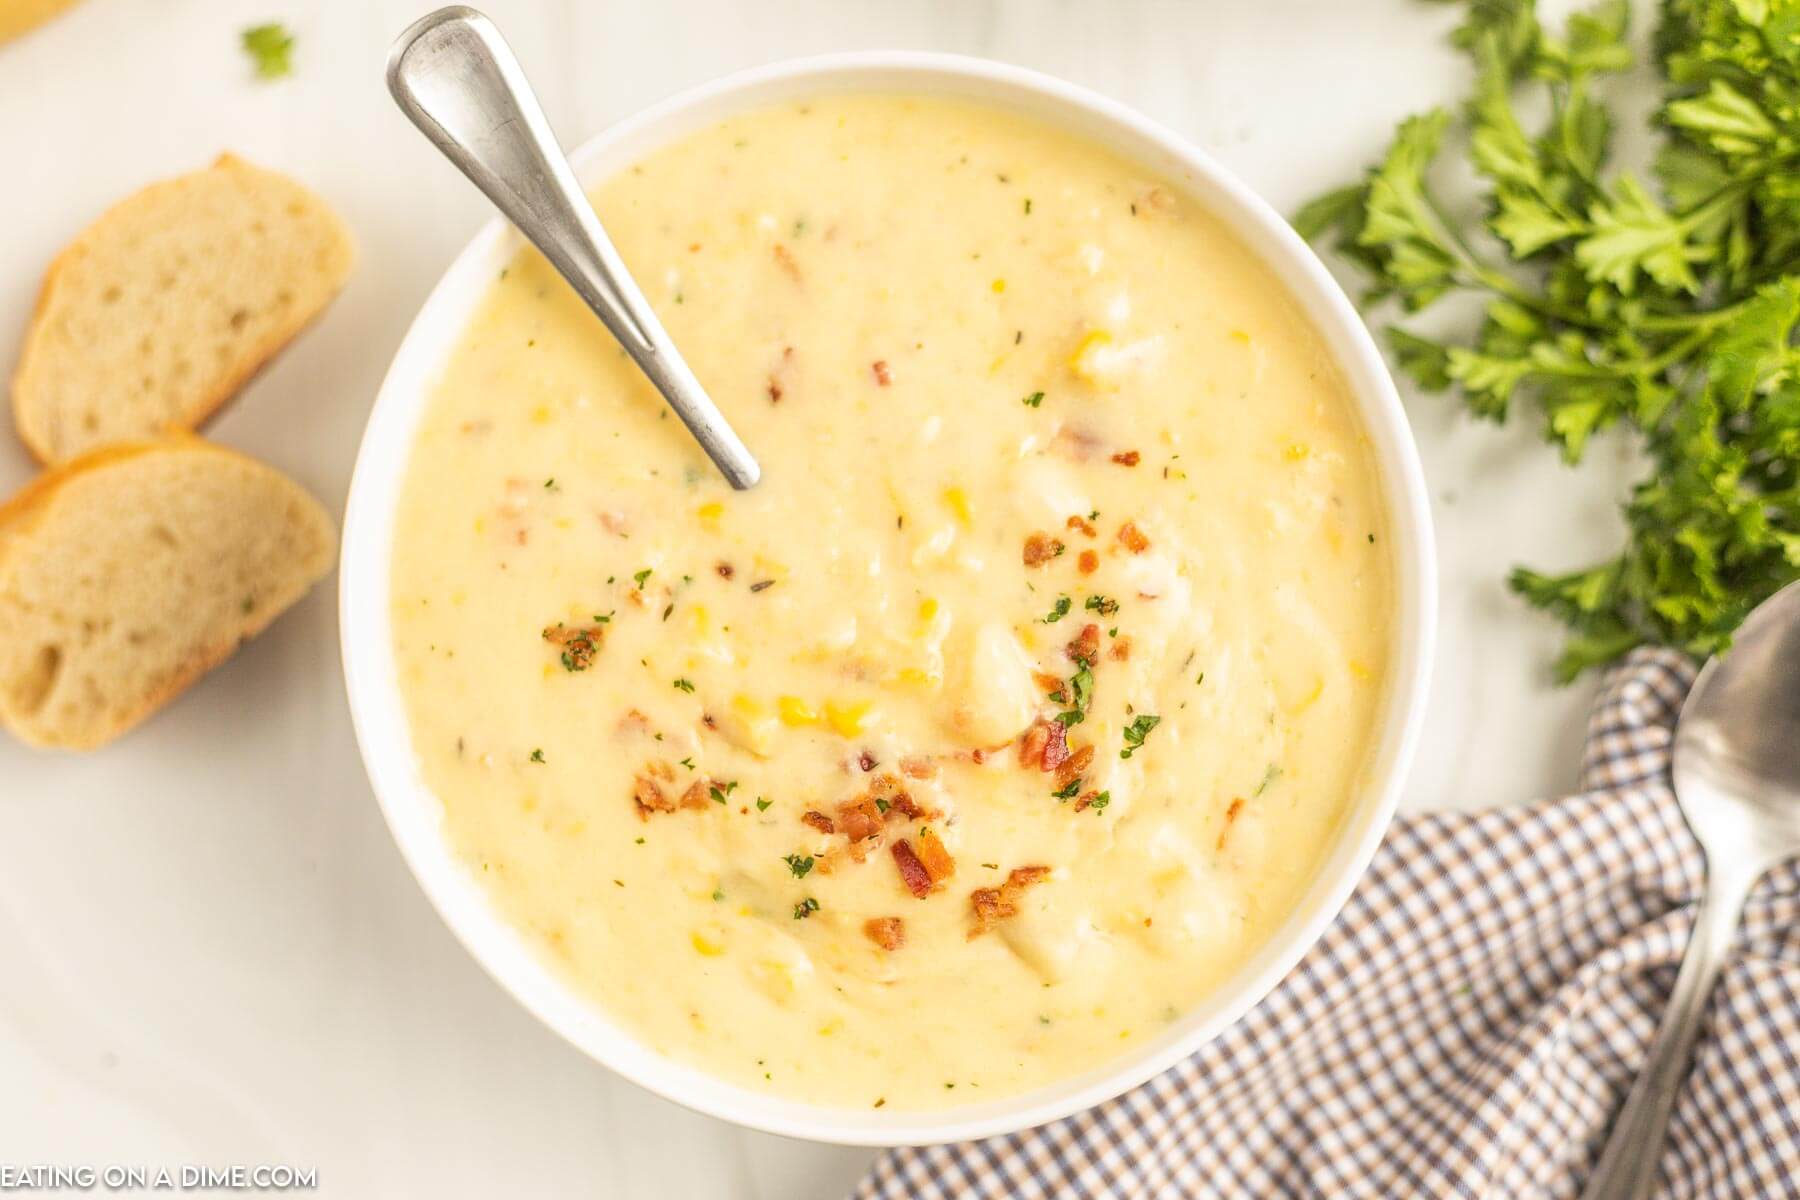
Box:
[1120,714,1161,759]
[1298,0,1800,678]
[783,854,815,878]
[1042,595,1072,623]
[241,22,295,80]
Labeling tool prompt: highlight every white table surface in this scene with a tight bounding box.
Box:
[0,1,1644,1195]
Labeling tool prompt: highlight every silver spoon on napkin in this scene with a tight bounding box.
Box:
[1581,579,1800,1200]
[386,5,760,490]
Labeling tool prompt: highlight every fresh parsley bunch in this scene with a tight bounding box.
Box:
[1297,0,1800,680]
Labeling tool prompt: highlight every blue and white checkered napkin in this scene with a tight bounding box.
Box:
[855,648,1800,1199]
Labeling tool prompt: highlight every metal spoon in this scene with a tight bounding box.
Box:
[1581,579,1800,1200]
[386,6,760,490]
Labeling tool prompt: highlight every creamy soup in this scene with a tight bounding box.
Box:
[390,95,1392,1109]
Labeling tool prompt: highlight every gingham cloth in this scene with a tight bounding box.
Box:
[855,648,1800,1199]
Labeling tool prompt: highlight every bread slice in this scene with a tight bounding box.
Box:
[0,437,336,749]
[11,153,355,464]
[0,0,84,43]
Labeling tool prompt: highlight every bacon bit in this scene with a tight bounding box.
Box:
[701,713,718,730]
[646,759,675,782]
[679,781,709,810]
[915,827,956,884]
[1022,532,1065,567]
[459,419,493,436]
[1019,717,1071,772]
[1077,549,1100,574]
[802,810,836,835]
[1117,521,1151,553]
[1072,789,1102,812]
[1033,670,1070,702]
[863,917,906,951]
[617,709,654,737]
[598,510,630,536]
[715,561,735,579]
[631,775,674,819]
[688,242,702,253]
[872,360,892,386]
[857,750,879,772]
[1111,450,1141,467]
[891,839,934,899]
[1067,623,1101,666]
[773,243,801,282]
[1110,636,1132,661]
[1055,745,1095,791]
[969,865,1052,935]
[767,345,794,403]
[1217,798,1246,851]
[542,622,605,670]
[837,796,885,845]
[1051,426,1103,462]
[1065,514,1097,538]
[899,755,938,780]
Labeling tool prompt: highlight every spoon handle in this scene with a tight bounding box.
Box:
[386,5,760,490]
[1578,862,1756,1200]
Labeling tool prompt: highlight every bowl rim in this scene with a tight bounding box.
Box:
[340,48,1437,1147]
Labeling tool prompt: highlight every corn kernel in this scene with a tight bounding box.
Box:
[818,1017,844,1037]
[1284,443,1311,461]
[691,604,709,635]
[1068,328,1113,381]
[472,517,486,535]
[530,405,552,424]
[918,598,939,621]
[696,501,724,530]
[895,666,941,690]
[1348,659,1374,681]
[942,486,972,527]
[778,696,818,726]
[1229,329,1252,345]
[1289,677,1325,713]
[824,699,874,738]
[991,278,1007,293]
[691,930,725,957]
[732,693,765,717]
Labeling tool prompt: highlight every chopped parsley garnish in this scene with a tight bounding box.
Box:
[1022,391,1045,408]
[632,568,653,589]
[1255,763,1283,796]
[672,677,695,692]
[593,611,613,623]
[241,22,295,79]
[528,748,545,763]
[1052,778,1082,801]
[874,797,891,814]
[543,477,557,490]
[1087,791,1111,813]
[1056,663,1094,726]
[710,780,738,806]
[678,756,695,771]
[711,888,725,902]
[1084,594,1119,616]
[755,797,773,812]
[1120,714,1161,759]
[793,897,820,920]
[1024,197,1033,214]
[1042,595,1072,623]
[783,853,815,879]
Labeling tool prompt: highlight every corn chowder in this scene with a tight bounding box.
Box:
[390,96,1393,1109]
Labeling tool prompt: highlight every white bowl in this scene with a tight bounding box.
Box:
[340,50,1436,1147]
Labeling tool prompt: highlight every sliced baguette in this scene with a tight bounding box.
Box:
[0,0,84,43]
[11,153,355,464]
[0,437,336,750]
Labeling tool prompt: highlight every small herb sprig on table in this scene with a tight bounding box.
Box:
[1296,0,1800,680]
